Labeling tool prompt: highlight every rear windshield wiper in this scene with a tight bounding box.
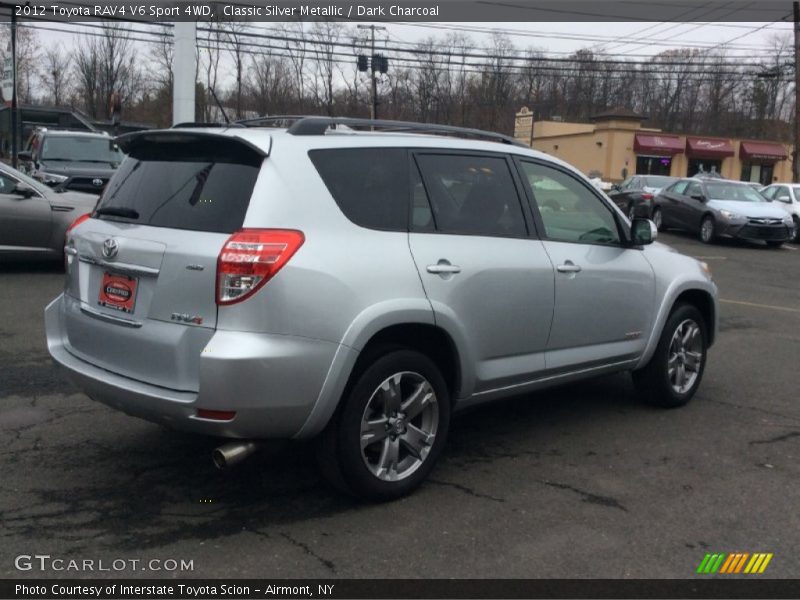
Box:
[94,206,140,219]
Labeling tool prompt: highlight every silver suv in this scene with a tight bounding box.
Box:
[45,117,718,500]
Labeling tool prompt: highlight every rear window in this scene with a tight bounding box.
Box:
[309,148,409,231]
[95,136,263,233]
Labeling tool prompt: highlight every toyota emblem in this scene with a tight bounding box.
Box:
[102,238,119,259]
[93,178,104,187]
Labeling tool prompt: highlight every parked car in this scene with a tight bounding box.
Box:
[0,161,97,261]
[19,129,124,195]
[608,175,678,220]
[760,183,800,242]
[744,182,765,193]
[652,178,794,247]
[45,117,718,501]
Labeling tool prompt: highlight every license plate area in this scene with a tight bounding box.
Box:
[98,272,139,313]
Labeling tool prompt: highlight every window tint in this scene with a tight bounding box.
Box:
[520,161,620,245]
[309,148,408,231]
[95,137,262,233]
[414,153,527,237]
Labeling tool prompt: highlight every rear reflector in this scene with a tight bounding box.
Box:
[196,409,237,421]
[216,229,305,305]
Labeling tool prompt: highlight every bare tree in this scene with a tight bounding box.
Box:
[309,21,346,116]
[0,25,40,103]
[41,43,72,106]
[218,20,248,118]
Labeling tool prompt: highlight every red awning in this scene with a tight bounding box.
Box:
[686,137,735,158]
[634,134,684,156]
[739,141,787,162]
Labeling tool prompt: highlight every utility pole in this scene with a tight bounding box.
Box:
[794,1,800,182]
[172,22,197,125]
[357,24,386,120]
[10,8,17,169]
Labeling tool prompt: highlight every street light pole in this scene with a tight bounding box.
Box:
[10,8,17,169]
[794,1,800,182]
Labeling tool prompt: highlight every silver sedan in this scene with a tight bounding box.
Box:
[0,161,98,261]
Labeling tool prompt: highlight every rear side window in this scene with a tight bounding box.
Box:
[414,153,527,237]
[309,148,409,231]
[95,136,263,233]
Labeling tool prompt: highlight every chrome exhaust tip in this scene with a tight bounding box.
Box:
[213,441,259,470]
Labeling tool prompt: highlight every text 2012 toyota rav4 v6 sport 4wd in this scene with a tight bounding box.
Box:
[46,117,718,501]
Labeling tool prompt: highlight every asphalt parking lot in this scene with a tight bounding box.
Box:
[1,232,798,579]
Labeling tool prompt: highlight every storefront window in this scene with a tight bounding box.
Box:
[688,159,722,177]
[741,163,774,186]
[636,155,672,176]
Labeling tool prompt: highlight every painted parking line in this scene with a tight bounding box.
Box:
[720,299,800,314]
[783,244,798,251]
[693,256,728,260]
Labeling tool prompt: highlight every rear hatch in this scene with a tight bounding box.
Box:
[62,131,265,391]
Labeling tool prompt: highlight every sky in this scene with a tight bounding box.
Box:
[16,19,796,90]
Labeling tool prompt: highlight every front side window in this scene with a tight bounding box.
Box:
[414,153,527,237]
[685,182,702,198]
[519,161,620,245]
[670,180,690,195]
[0,173,16,194]
[773,186,792,202]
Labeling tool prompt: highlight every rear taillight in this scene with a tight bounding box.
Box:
[66,212,91,235]
[641,193,654,201]
[216,229,305,305]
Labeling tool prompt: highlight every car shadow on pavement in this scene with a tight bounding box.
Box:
[1,373,641,554]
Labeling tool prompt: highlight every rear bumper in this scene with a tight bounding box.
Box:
[45,294,344,439]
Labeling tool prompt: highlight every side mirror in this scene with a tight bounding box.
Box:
[631,218,657,245]
[690,192,706,202]
[13,183,35,198]
[17,150,32,162]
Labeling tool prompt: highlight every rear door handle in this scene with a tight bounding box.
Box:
[556,261,582,274]
[427,262,461,274]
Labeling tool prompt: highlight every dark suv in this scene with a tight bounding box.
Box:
[20,129,124,194]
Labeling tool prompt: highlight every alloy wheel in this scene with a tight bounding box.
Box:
[653,209,662,230]
[359,371,439,482]
[667,319,703,394]
[701,218,714,243]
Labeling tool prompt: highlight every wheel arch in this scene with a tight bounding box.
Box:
[294,312,466,439]
[636,281,718,370]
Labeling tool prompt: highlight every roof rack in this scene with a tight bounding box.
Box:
[236,115,312,128]
[172,121,244,129]
[237,115,526,147]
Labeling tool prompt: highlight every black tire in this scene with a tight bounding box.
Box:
[700,215,716,244]
[793,217,800,243]
[652,208,664,231]
[317,349,451,501]
[766,241,783,249]
[633,304,708,408]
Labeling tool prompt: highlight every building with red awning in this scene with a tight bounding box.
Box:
[514,106,791,185]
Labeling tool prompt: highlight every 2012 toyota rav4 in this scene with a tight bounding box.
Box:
[45,117,718,501]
